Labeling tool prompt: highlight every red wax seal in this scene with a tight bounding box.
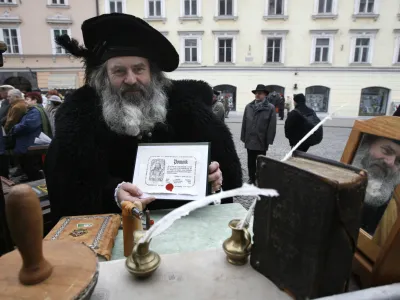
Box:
[166,183,174,192]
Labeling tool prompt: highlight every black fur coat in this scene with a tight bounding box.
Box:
[44,80,242,223]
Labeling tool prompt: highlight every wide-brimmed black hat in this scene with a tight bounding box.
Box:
[55,13,179,79]
[252,84,267,94]
[213,89,221,96]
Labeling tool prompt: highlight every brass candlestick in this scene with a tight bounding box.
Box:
[126,230,160,278]
[223,219,252,265]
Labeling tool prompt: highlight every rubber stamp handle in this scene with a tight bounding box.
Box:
[5,184,53,285]
[122,201,143,257]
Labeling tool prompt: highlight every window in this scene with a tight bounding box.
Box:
[313,0,338,18]
[179,32,203,63]
[310,32,335,64]
[2,28,20,54]
[262,31,287,64]
[353,0,379,15]
[359,87,389,116]
[318,0,333,13]
[180,0,201,19]
[358,0,374,13]
[52,0,65,4]
[215,0,237,19]
[218,38,233,63]
[51,29,69,54]
[354,38,370,63]
[109,0,123,12]
[184,0,197,16]
[305,86,330,113]
[219,0,233,15]
[268,0,284,15]
[185,39,198,62]
[106,0,125,13]
[349,31,377,64]
[148,0,162,17]
[213,31,238,63]
[0,0,15,3]
[393,34,400,64]
[266,38,282,63]
[314,39,330,62]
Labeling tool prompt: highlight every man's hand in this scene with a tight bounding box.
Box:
[208,161,223,193]
[117,182,155,208]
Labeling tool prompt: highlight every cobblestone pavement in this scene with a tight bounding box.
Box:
[229,122,352,209]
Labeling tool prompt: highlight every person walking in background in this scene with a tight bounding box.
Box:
[211,89,225,123]
[285,93,323,153]
[4,89,27,134]
[241,84,276,184]
[223,95,230,118]
[45,95,63,136]
[278,93,285,120]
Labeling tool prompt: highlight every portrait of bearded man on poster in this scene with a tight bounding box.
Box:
[352,134,400,235]
[44,13,242,224]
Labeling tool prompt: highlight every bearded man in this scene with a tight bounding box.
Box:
[352,135,400,235]
[44,13,242,224]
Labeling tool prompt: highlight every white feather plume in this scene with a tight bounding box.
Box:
[139,184,278,244]
[236,196,259,229]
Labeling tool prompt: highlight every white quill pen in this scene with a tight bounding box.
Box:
[235,104,348,229]
[139,184,278,244]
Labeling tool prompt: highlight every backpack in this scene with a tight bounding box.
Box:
[295,109,323,146]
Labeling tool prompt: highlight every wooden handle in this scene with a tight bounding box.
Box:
[122,201,143,257]
[5,184,53,285]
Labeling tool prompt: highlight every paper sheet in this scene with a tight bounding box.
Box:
[133,144,209,201]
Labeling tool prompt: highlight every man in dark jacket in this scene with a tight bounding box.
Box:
[44,13,242,223]
[212,89,225,123]
[241,84,276,184]
[285,93,317,152]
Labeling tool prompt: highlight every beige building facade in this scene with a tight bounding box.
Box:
[100,0,400,117]
[1,0,399,116]
[0,0,97,92]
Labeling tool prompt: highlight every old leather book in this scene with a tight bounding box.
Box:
[44,214,121,260]
[251,151,368,299]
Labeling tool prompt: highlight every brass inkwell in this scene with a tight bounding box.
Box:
[223,219,252,265]
[126,230,160,278]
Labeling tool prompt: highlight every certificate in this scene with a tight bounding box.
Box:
[132,143,210,201]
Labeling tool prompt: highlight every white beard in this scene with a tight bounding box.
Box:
[99,81,168,137]
[353,145,400,207]
[102,95,167,137]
